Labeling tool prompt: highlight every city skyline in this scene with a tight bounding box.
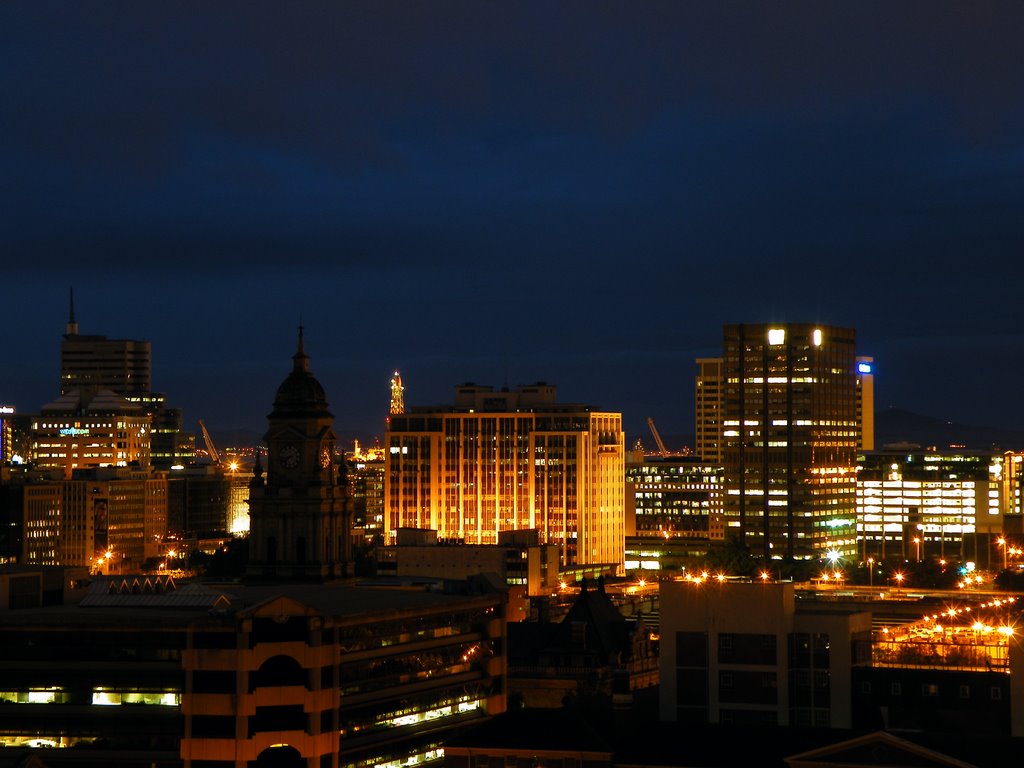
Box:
[4,3,1023,441]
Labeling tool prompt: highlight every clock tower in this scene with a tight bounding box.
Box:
[247,328,352,580]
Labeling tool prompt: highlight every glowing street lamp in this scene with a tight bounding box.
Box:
[893,572,905,593]
[997,537,1008,570]
[759,571,771,582]
[867,557,875,588]
[912,537,921,563]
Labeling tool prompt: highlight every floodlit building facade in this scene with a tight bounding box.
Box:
[856,356,875,451]
[721,323,860,560]
[385,383,625,570]
[695,357,725,464]
[0,405,16,463]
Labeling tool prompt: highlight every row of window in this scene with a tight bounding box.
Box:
[864,681,1003,699]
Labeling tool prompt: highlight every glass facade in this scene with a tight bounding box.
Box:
[722,324,859,560]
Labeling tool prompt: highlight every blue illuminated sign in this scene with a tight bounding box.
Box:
[857,362,872,374]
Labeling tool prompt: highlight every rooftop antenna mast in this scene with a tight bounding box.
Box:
[66,287,79,336]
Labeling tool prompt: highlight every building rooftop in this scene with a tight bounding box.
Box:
[0,575,505,628]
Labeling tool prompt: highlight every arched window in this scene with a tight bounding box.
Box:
[252,744,303,768]
[250,655,307,690]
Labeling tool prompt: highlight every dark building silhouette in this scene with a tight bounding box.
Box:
[508,578,657,709]
[247,329,352,580]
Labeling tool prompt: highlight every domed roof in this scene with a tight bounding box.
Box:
[269,327,333,420]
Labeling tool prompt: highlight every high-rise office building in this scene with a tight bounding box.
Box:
[385,383,625,569]
[697,352,873,468]
[856,356,875,451]
[0,405,15,463]
[721,323,860,560]
[695,357,724,464]
[61,293,152,397]
[349,441,385,541]
[1,465,167,570]
[56,293,193,470]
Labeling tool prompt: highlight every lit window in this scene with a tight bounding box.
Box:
[767,328,786,345]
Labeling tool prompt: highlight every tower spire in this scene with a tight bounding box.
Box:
[390,370,405,415]
[66,287,78,337]
[293,324,308,372]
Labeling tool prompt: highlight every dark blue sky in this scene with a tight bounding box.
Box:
[3,2,1023,444]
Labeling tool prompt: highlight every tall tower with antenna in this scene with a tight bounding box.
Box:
[66,287,78,337]
[389,371,405,415]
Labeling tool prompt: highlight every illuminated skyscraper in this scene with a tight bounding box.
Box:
[695,357,724,463]
[0,405,15,463]
[856,356,875,451]
[385,383,625,569]
[721,323,860,560]
[390,370,405,415]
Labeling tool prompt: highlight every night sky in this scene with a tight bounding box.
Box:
[3,2,1023,445]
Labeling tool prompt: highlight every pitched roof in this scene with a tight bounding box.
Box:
[785,731,977,768]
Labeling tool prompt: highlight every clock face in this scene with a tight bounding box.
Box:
[279,444,300,469]
[320,447,332,469]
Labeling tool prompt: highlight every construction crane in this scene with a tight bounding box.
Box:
[647,417,668,456]
[198,419,222,465]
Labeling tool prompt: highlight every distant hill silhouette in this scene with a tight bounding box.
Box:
[875,408,1024,452]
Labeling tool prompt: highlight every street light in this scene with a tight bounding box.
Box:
[997,537,1007,570]
[867,557,875,588]
[912,537,921,563]
[893,572,905,593]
